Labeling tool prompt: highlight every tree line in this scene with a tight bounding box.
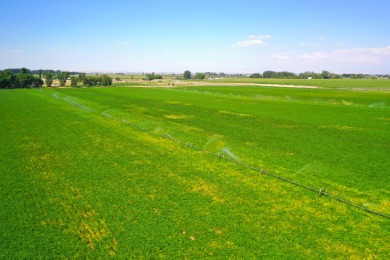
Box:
[250,70,338,79]
[180,70,389,80]
[4,68,80,76]
[0,68,43,89]
[143,72,163,81]
[0,68,113,89]
[44,72,113,87]
[249,70,389,79]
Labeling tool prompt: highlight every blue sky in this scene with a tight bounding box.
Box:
[1,0,389,74]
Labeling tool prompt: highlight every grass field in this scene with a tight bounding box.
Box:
[1,80,389,258]
[211,78,390,89]
[111,75,390,90]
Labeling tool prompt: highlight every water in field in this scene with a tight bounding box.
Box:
[203,134,226,152]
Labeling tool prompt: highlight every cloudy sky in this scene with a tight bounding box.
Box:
[1,0,389,74]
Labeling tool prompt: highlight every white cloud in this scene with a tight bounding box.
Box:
[233,35,271,47]
[337,46,390,56]
[299,42,315,47]
[275,54,293,66]
[299,37,325,48]
[296,46,390,68]
[248,34,272,40]
[6,48,23,54]
[46,44,67,52]
[299,51,328,61]
[276,55,291,61]
[118,40,133,45]
[234,39,267,47]
[333,46,390,64]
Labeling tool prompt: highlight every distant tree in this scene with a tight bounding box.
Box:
[16,68,34,88]
[279,71,296,78]
[249,73,262,78]
[81,75,112,87]
[70,76,78,87]
[78,73,86,81]
[263,70,276,78]
[45,72,54,87]
[0,68,42,89]
[32,77,44,88]
[0,70,16,89]
[345,73,355,79]
[299,71,320,79]
[193,72,205,80]
[183,70,191,79]
[144,73,162,81]
[20,67,28,74]
[82,76,97,87]
[321,70,331,79]
[100,75,113,86]
[205,72,218,78]
[57,72,69,87]
[262,70,296,79]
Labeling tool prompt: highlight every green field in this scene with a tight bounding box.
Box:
[1,81,389,258]
[214,78,390,89]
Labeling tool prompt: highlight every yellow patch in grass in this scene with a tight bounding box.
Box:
[165,101,192,106]
[320,238,358,257]
[341,99,353,106]
[218,110,253,117]
[164,114,194,119]
[171,121,204,132]
[320,125,364,131]
[191,178,225,203]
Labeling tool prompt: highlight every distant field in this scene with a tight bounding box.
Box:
[199,78,390,89]
[1,81,389,258]
[110,75,390,89]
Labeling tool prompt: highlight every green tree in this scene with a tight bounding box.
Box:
[20,67,28,74]
[80,75,113,87]
[249,73,262,78]
[70,76,78,87]
[78,73,86,82]
[299,71,320,79]
[263,70,276,78]
[16,68,34,88]
[0,70,16,89]
[57,72,69,87]
[83,76,97,87]
[183,70,191,79]
[100,75,113,86]
[45,72,54,87]
[0,69,42,89]
[32,77,44,88]
[144,73,162,81]
[193,72,205,80]
[321,70,331,79]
